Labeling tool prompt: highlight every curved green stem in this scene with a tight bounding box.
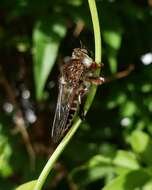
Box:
[88,0,102,63]
[84,0,102,113]
[34,1,102,189]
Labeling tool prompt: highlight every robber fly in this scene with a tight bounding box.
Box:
[51,48,104,142]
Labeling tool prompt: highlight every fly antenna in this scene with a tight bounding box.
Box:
[80,40,83,49]
[79,40,87,49]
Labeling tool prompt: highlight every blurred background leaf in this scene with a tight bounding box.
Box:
[129,130,152,166]
[15,180,37,190]
[0,124,13,178]
[103,169,151,190]
[33,18,67,100]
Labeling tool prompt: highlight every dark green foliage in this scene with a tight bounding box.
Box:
[0,0,152,189]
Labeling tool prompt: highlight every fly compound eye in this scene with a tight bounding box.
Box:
[82,57,92,68]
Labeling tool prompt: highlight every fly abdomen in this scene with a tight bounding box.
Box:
[70,105,77,111]
[70,106,77,111]
[66,98,78,129]
[70,98,78,110]
[66,110,75,129]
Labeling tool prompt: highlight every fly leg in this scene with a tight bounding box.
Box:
[85,76,105,85]
[90,62,104,70]
[85,62,104,85]
[78,87,88,120]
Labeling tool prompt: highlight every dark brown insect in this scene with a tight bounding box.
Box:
[51,48,104,142]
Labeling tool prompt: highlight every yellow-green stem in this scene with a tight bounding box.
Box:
[84,0,102,113]
[88,0,102,63]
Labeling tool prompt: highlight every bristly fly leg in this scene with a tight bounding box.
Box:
[78,87,88,120]
[90,62,104,70]
[78,74,105,120]
[85,76,105,85]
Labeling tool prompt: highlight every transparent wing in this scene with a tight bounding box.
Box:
[51,77,72,142]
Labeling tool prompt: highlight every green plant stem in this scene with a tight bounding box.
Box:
[88,0,102,63]
[84,0,102,113]
[34,0,102,189]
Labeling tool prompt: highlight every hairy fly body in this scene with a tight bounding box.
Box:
[51,48,104,142]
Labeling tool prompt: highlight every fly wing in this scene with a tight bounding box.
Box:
[51,76,73,142]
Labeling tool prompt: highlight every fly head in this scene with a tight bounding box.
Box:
[72,48,93,68]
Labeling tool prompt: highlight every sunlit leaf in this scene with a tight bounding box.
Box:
[71,165,114,186]
[143,180,152,190]
[103,30,122,73]
[103,31,122,51]
[33,19,66,100]
[120,101,137,117]
[129,130,149,152]
[108,54,117,74]
[103,169,151,190]
[0,124,13,177]
[129,130,152,165]
[113,150,139,170]
[70,155,114,186]
[15,180,37,190]
[67,0,82,6]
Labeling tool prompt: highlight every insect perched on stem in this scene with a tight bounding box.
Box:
[51,48,104,143]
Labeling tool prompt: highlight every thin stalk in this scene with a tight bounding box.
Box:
[84,0,102,113]
[89,0,102,63]
[34,0,102,189]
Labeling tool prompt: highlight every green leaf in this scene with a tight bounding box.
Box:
[15,180,37,190]
[88,155,112,167]
[103,169,151,190]
[129,130,152,165]
[129,130,149,152]
[71,164,113,186]
[113,150,139,170]
[108,54,117,74]
[67,0,82,6]
[143,180,152,190]
[0,124,13,177]
[120,101,137,117]
[33,19,66,100]
[103,31,122,50]
[103,30,122,73]
[71,151,139,187]
[70,155,113,186]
